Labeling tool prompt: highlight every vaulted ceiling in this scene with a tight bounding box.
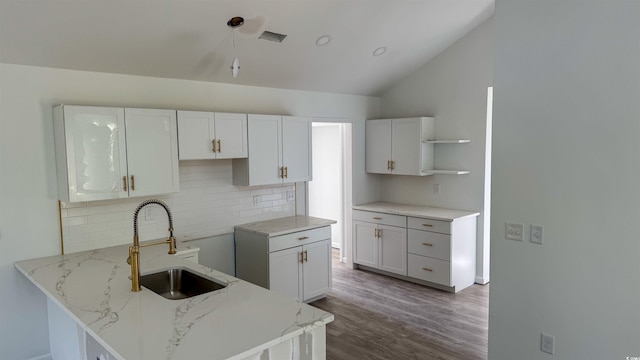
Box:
[0,1,494,96]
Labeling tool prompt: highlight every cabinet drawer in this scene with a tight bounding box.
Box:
[352,210,406,227]
[408,254,451,286]
[269,226,331,252]
[407,216,451,234]
[407,229,451,261]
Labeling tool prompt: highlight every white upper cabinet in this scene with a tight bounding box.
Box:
[281,116,312,183]
[54,105,179,202]
[54,106,128,202]
[365,120,392,174]
[177,111,247,160]
[366,117,470,175]
[232,114,311,186]
[124,108,179,198]
[366,117,434,175]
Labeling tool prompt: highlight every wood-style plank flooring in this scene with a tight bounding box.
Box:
[310,250,489,360]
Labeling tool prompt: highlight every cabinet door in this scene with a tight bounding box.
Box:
[214,113,248,159]
[56,106,128,202]
[391,118,422,175]
[124,108,179,197]
[281,116,312,183]
[247,114,282,186]
[302,239,331,301]
[269,246,303,301]
[365,119,392,174]
[177,110,215,160]
[379,224,407,275]
[353,221,378,268]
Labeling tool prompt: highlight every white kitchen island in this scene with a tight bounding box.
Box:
[15,242,333,360]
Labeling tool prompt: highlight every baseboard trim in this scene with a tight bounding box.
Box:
[475,276,490,285]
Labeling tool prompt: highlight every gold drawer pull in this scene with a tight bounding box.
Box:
[130,175,135,191]
[217,139,222,153]
[422,267,433,272]
[298,236,309,241]
[122,176,127,191]
[212,139,216,152]
[422,243,433,247]
[422,224,433,227]
[372,217,382,220]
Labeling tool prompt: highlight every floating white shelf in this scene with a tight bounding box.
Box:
[421,169,471,175]
[423,139,471,144]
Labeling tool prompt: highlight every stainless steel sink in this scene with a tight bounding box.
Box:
[140,268,226,300]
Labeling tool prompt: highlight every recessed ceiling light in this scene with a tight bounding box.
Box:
[373,46,387,56]
[315,35,331,46]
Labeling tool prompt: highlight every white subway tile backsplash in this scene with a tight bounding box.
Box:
[61,161,295,254]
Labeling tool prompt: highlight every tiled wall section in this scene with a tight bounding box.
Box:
[61,160,295,254]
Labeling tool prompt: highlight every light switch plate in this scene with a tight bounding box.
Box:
[541,333,555,354]
[530,225,543,244]
[505,222,524,241]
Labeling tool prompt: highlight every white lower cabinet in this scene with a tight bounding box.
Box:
[353,205,478,292]
[235,224,332,302]
[353,220,407,276]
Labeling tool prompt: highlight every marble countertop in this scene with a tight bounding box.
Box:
[15,241,333,360]
[353,202,479,221]
[234,216,336,237]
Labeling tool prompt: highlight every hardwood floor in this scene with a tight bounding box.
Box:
[310,249,489,360]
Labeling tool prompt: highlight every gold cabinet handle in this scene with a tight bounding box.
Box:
[422,224,433,227]
[298,236,309,241]
[284,166,288,178]
[279,167,283,178]
[387,160,391,170]
[303,250,308,263]
[217,139,221,153]
[378,228,382,238]
[422,267,433,272]
[391,160,395,170]
[130,175,135,191]
[422,243,433,247]
[372,217,382,220]
[122,176,128,191]
[212,139,216,153]
[299,252,304,264]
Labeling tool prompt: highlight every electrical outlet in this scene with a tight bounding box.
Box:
[286,191,295,201]
[530,225,544,244]
[505,222,524,241]
[540,333,555,355]
[434,183,441,194]
[252,195,261,208]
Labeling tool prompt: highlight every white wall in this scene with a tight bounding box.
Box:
[379,17,493,282]
[490,1,640,359]
[0,63,379,360]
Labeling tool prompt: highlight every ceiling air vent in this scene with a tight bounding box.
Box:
[259,31,287,43]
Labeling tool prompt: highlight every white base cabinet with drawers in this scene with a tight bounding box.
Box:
[352,203,479,293]
[235,217,335,302]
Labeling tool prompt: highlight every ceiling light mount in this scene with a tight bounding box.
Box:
[227,17,245,28]
[227,16,244,78]
[315,35,331,46]
[372,46,387,56]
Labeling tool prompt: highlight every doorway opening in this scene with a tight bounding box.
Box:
[308,122,352,262]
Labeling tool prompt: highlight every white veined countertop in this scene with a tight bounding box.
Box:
[353,201,479,221]
[15,241,333,360]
